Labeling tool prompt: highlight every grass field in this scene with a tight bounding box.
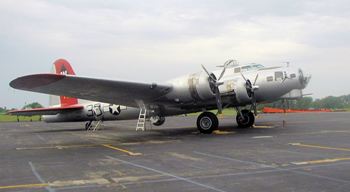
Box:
[0,114,41,122]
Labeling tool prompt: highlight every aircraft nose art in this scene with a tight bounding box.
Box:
[9,74,65,90]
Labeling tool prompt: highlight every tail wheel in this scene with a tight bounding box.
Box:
[236,109,255,128]
[197,112,219,134]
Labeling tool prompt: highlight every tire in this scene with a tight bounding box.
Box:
[151,116,166,126]
[197,112,219,134]
[236,110,255,128]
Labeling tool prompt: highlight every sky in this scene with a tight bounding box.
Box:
[1,0,350,108]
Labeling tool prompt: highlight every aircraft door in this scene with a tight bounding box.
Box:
[93,103,103,117]
[86,105,93,117]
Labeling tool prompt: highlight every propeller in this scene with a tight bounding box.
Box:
[240,72,260,115]
[201,60,233,114]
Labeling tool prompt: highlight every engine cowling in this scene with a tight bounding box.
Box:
[167,73,216,103]
[232,80,252,105]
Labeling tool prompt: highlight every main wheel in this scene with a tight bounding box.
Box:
[197,112,219,134]
[236,109,255,128]
[150,116,166,126]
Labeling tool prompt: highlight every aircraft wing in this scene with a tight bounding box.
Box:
[8,105,84,116]
[10,74,172,108]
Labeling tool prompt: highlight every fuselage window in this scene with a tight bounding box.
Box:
[103,105,110,112]
[234,67,241,73]
[275,71,284,81]
[86,105,93,116]
[266,76,273,82]
[290,73,296,78]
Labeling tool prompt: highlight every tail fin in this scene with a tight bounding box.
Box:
[49,59,78,107]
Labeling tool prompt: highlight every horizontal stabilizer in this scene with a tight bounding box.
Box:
[8,105,84,116]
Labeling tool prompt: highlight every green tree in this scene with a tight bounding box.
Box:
[22,102,43,109]
[260,94,350,110]
[295,97,313,109]
[0,107,6,114]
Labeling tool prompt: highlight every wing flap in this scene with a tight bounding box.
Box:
[10,74,172,107]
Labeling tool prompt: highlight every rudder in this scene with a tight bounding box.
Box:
[50,59,78,107]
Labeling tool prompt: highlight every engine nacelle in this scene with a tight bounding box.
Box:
[232,80,252,105]
[167,73,216,103]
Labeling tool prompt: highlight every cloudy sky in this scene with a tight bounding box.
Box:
[1,0,350,108]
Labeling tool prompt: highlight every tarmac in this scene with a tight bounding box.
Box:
[0,112,350,192]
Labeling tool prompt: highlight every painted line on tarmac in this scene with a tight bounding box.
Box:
[29,161,55,192]
[194,151,273,168]
[213,130,235,135]
[16,144,100,150]
[253,125,275,129]
[120,161,350,186]
[0,183,48,190]
[102,144,142,156]
[194,151,350,183]
[291,157,350,165]
[106,155,227,192]
[289,143,350,152]
[252,136,273,139]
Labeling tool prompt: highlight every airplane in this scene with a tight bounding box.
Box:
[9,59,310,133]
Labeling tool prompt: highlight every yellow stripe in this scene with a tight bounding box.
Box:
[253,125,274,129]
[102,144,142,156]
[213,130,234,135]
[292,157,350,165]
[289,143,350,152]
[0,183,48,189]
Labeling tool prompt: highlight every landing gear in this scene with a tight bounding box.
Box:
[236,109,255,128]
[85,120,103,131]
[197,112,218,134]
[85,121,92,130]
[150,116,166,126]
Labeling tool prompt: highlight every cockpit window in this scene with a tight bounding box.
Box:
[266,76,273,82]
[234,64,265,73]
[251,64,264,69]
[241,66,252,72]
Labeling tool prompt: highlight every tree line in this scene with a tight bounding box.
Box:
[0,102,44,114]
[260,94,350,110]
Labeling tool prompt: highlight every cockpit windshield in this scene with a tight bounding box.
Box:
[234,64,265,73]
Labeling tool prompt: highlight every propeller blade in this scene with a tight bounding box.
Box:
[240,72,247,82]
[201,64,211,77]
[253,74,259,85]
[215,89,223,114]
[217,67,227,81]
[202,65,216,82]
[217,60,234,81]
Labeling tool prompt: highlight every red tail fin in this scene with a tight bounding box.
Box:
[53,59,78,106]
[54,59,76,75]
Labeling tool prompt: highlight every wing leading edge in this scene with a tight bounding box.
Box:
[10,74,172,108]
